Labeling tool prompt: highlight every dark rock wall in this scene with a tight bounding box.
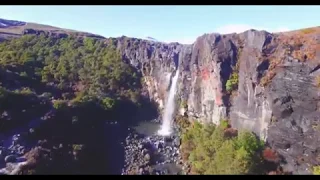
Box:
[105,27,319,174]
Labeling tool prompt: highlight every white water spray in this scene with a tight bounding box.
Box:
[158,69,179,136]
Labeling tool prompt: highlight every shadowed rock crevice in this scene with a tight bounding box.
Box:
[257,59,270,80]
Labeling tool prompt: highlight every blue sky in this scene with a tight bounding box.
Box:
[0,5,319,44]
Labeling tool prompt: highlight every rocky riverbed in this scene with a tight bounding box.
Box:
[121,118,187,175]
[0,112,188,175]
[0,133,35,174]
[0,109,54,175]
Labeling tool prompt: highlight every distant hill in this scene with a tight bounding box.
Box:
[0,18,105,41]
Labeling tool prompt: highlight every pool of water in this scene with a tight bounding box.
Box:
[131,120,183,175]
[132,121,161,137]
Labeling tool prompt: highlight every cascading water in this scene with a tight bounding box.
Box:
[158,69,179,136]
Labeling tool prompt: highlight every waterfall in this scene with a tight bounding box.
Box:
[158,69,179,136]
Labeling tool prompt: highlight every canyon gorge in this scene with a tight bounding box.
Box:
[111,27,319,174]
[0,18,319,174]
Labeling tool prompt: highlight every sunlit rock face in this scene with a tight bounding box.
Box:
[109,27,320,174]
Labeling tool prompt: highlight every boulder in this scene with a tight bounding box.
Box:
[144,153,151,162]
[173,138,181,147]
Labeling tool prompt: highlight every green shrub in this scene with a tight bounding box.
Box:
[101,97,116,110]
[180,100,188,109]
[70,91,86,104]
[220,119,229,129]
[20,71,28,77]
[126,89,140,104]
[226,73,239,92]
[72,144,84,152]
[181,121,264,175]
[53,100,68,110]
[176,115,191,130]
[15,87,34,95]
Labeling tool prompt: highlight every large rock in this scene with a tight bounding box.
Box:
[143,153,151,162]
[173,138,181,147]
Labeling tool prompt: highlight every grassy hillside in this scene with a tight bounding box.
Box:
[0,18,105,41]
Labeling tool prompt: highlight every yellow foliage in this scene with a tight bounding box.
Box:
[313,166,320,175]
[316,76,320,88]
[300,28,316,34]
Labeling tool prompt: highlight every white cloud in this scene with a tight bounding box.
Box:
[213,24,290,34]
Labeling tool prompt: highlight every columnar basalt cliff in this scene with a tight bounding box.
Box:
[104,27,319,174]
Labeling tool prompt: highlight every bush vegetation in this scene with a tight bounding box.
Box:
[180,100,188,109]
[220,119,229,129]
[313,166,320,175]
[181,121,265,174]
[175,115,191,132]
[300,28,316,35]
[316,76,320,88]
[226,72,239,92]
[0,35,141,103]
[0,34,153,174]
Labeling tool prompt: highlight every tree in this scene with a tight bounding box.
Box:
[101,97,116,110]
[53,100,68,110]
[226,72,239,92]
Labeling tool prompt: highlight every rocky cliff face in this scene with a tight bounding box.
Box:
[106,27,319,174]
[0,17,319,174]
